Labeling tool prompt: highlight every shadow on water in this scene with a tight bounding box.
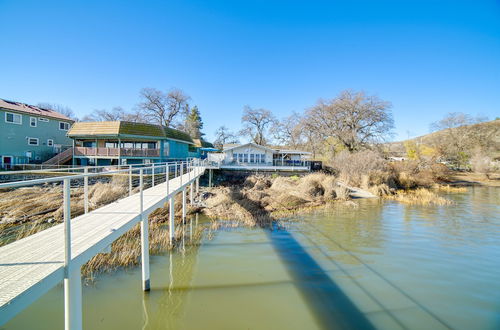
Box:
[229,187,374,330]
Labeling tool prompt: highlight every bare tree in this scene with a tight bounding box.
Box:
[429,112,491,167]
[305,90,394,152]
[300,118,324,159]
[37,103,77,121]
[240,106,277,145]
[271,112,303,148]
[138,87,190,127]
[81,107,132,122]
[213,126,239,149]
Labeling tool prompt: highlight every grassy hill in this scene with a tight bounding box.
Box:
[386,119,500,160]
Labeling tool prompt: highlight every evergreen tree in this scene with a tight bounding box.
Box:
[185,105,204,138]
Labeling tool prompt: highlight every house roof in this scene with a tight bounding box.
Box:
[193,138,215,148]
[222,143,310,154]
[274,149,312,155]
[68,121,194,143]
[0,98,73,121]
[223,142,276,152]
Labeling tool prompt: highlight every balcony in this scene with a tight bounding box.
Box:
[74,147,160,158]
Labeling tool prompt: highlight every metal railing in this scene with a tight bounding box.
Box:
[0,158,207,330]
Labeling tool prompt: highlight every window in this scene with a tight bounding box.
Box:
[5,112,22,124]
[30,117,37,127]
[47,139,54,146]
[38,117,49,122]
[260,154,265,163]
[28,137,39,146]
[243,154,248,163]
[59,122,70,130]
[232,153,237,162]
[238,153,243,162]
[250,154,255,163]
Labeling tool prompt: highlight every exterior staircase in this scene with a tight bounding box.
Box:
[43,147,73,165]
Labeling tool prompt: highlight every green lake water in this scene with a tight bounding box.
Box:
[4,186,500,329]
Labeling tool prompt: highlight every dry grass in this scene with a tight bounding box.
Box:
[82,218,203,280]
[432,184,468,193]
[386,188,453,205]
[0,175,130,246]
[202,173,350,226]
[390,161,451,189]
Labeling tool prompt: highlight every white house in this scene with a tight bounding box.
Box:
[208,142,311,171]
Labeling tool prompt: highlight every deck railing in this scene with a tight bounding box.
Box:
[74,147,160,157]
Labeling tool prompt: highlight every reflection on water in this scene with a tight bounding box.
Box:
[4,186,500,330]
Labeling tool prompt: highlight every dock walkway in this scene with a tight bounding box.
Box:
[0,166,204,326]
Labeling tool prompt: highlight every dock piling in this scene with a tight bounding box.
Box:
[152,163,155,187]
[190,182,194,205]
[169,196,175,245]
[182,188,186,223]
[83,167,89,214]
[128,165,132,196]
[139,169,150,291]
[63,178,83,330]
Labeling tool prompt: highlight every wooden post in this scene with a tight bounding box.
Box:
[63,178,82,330]
[140,169,150,291]
[196,177,199,195]
[84,167,89,214]
[209,169,212,187]
[182,189,186,223]
[169,196,175,245]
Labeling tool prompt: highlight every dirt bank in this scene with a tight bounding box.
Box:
[449,172,500,187]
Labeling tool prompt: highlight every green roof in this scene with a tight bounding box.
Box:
[119,121,165,137]
[163,126,194,143]
[68,121,194,144]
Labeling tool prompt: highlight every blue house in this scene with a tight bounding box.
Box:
[68,121,200,166]
[0,98,74,168]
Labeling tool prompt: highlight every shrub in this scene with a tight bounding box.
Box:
[331,150,388,187]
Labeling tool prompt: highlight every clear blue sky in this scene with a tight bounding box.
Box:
[1,0,499,142]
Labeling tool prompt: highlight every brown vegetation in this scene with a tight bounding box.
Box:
[82,219,203,280]
[386,188,453,206]
[202,173,358,226]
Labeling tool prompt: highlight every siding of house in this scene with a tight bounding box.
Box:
[0,109,73,165]
[167,140,191,159]
[224,145,274,164]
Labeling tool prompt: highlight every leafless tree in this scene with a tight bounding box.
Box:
[81,107,135,122]
[300,118,324,159]
[213,126,239,149]
[138,87,190,127]
[305,90,394,152]
[240,106,277,145]
[271,112,304,148]
[429,112,491,167]
[37,103,77,121]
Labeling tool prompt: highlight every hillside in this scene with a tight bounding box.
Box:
[386,119,500,160]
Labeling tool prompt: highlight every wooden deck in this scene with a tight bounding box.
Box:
[0,168,204,325]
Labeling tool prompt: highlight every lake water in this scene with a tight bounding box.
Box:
[4,186,500,329]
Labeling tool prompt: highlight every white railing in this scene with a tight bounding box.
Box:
[0,158,207,330]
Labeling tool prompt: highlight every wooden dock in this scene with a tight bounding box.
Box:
[0,163,205,328]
